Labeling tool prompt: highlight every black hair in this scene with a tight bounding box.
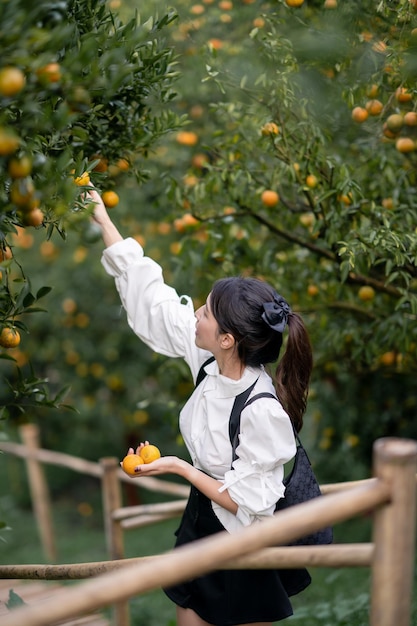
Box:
[210,276,313,432]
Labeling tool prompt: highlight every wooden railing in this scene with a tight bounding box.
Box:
[1,426,416,626]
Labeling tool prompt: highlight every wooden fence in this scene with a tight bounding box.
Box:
[1,425,416,626]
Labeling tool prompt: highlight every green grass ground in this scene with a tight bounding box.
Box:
[0,458,416,626]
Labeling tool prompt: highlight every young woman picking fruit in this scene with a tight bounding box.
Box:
[89,187,313,626]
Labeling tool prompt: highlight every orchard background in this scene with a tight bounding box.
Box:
[0,0,416,557]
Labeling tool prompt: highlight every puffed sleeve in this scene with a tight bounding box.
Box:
[218,396,296,527]
[101,238,203,374]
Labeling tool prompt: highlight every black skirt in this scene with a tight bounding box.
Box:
[163,486,311,626]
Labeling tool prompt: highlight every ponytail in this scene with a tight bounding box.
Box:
[275,311,313,433]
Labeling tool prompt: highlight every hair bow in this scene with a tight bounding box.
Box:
[261,294,291,333]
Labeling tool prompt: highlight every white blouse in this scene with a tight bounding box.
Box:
[101,237,296,534]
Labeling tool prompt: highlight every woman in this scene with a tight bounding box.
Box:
[90,188,313,626]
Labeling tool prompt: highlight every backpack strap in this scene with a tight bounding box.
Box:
[195,356,215,387]
[230,389,276,463]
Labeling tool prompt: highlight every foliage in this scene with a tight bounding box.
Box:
[0,0,181,420]
[0,0,417,482]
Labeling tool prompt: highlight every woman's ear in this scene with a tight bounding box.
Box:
[220,332,235,350]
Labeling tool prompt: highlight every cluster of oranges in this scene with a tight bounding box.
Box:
[121,444,161,475]
[352,86,417,154]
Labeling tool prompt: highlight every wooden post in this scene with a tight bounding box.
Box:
[370,437,417,626]
[19,423,56,562]
[100,457,129,626]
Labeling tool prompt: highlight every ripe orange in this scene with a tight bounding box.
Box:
[90,155,108,172]
[306,174,318,188]
[102,190,119,208]
[140,444,161,463]
[261,189,279,207]
[395,137,415,153]
[285,0,304,6]
[10,178,36,208]
[8,156,32,178]
[36,63,62,84]
[22,208,44,227]
[379,351,396,366]
[0,246,13,261]
[121,454,144,475]
[261,122,279,136]
[365,99,383,116]
[358,285,375,301]
[0,127,20,156]
[0,327,21,348]
[307,284,319,296]
[351,107,368,123]
[74,172,90,186]
[395,87,412,103]
[176,131,199,146]
[404,111,417,126]
[0,66,26,97]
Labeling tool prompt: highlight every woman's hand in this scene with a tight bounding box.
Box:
[85,185,123,247]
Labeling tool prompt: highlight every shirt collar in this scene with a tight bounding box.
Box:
[202,358,261,398]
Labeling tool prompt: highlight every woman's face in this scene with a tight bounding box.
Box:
[195,294,221,351]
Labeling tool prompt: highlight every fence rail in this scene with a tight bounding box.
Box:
[1,426,416,626]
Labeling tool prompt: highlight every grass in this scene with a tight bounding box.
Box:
[1,456,416,626]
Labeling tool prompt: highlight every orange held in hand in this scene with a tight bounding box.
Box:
[121,454,144,476]
[140,444,161,464]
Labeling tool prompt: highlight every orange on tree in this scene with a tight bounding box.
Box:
[385,113,403,133]
[261,122,279,136]
[365,99,383,116]
[395,137,415,153]
[358,285,376,301]
[102,190,119,208]
[90,154,108,172]
[307,284,319,296]
[285,0,304,6]
[261,189,279,207]
[0,246,13,261]
[306,174,318,188]
[8,155,32,178]
[10,178,36,208]
[0,66,26,97]
[0,327,21,349]
[36,62,62,84]
[140,444,161,463]
[379,351,396,366]
[404,111,417,126]
[121,454,144,475]
[351,107,368,123]
[22,208,44,227]
[0,126,20,156]
[176,131,199,146]
[395,87,412,103]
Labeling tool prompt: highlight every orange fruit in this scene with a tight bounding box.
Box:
[395,137,415,153]
[74,172,90,186]
[90,155,108,172]
[0,246,13,261]
[261,122,279,136]
[261,189,279,207]
[285,0,304,6]
[116,158,130,171]
[0,127,20,156]
[102,190,119,208]
[176,131,199,146]
[8,155,32,178]
[140,444,161,463]
[307,284,319,296]
[22,208,44,227]
[385,113,403,133]
[10,178,36,208]
[358,285,375,301]
[36,63,62,84]
[351,107,368,123]
[379,351,396,366]
[403,111,417,126]
[395,87,412,103]
[306,174,318,188]
[365,99,383,116]
[121,454,144,475]
[0,327,21,348]
[0,66,26,97]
